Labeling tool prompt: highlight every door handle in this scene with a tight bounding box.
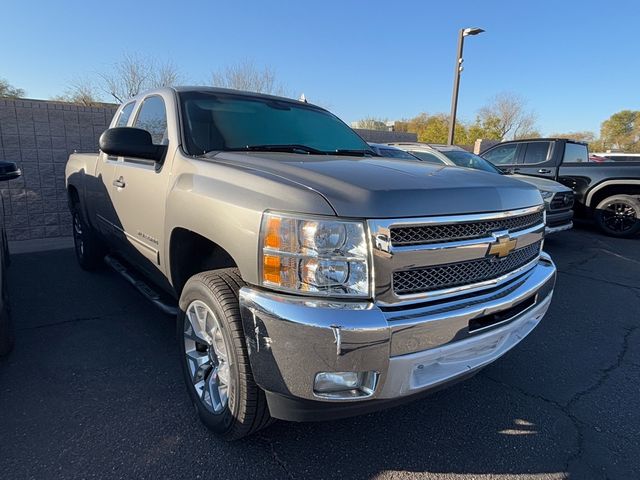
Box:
[538,169,551,174]
[113,177,126,188]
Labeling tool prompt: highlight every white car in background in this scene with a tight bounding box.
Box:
[374,142,575,234]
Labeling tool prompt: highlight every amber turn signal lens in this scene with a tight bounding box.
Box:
[263,254,281,283]
[264,217,281,249]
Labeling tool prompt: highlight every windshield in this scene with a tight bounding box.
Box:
[440,150,502,174]
[378,147,420,160]
[179,91,371,155]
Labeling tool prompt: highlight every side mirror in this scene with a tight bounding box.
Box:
[0,161,22,182]
[99,127,167,163]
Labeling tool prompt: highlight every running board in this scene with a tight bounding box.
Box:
[104,255,178,316]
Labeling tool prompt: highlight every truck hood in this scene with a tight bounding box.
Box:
[510,174,572,193]
[213,152,543,218]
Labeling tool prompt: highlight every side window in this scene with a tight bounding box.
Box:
[483,144,518,165]
[563,143,589,163]
[115,102,135,127]
[134,96,168,145]
[523,142,551,164]
[410,151,445,164]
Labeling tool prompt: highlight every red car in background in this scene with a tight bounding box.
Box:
[589,155,611,163]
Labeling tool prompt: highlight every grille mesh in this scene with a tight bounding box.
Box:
[550,192,574,210]
[393,241,542,295]
[390,211,543,246]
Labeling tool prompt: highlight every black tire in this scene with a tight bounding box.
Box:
[594,194,640,238]
[71,204,105,271]
[177,268,272,440]
[0,305,14,356]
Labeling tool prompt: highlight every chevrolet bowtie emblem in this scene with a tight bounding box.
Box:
[488,235,517,258]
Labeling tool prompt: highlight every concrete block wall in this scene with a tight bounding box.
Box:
[0,99,117,241]
[0,100,418,242]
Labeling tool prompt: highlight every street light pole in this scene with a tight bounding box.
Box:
[447,27,484,145]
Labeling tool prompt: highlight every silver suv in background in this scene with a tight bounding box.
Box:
[386,143,575,234]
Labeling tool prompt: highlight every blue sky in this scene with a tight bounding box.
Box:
[2,0,638,135]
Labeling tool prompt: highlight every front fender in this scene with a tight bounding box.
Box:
[164,159,335,286]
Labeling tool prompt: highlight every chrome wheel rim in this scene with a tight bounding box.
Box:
[602,201,637,233]
[73,213,84,257]
[183,300,230,414]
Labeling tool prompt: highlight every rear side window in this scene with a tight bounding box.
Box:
[523,142,551,164]
[410,151,445,164]
[483,144,518,165]
[134,96,168,145]
[563,143,588,163]
[115,102,135,127]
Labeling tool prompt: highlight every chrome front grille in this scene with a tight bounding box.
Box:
[390,210,544,246]
[393,241,542,295]
[368,206,546,306]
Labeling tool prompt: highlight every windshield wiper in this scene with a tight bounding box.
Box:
[224,144,326,155]
[330,149,380,157]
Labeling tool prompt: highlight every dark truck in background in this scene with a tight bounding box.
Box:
[482,139,640,237]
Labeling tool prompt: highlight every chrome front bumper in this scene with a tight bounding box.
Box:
[239,254,556,414]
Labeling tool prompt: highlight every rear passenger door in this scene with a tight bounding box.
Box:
[515,141,557,179]
[481,143,522,173]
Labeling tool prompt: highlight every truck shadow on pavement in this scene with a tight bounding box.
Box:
[1,226,638,479]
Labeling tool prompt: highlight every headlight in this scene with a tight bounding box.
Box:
[259,212,370,297]
[540,190,554,200]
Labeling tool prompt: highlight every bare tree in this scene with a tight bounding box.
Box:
[547,131,597,143]
[152,60,183,88]
[0,77,25,98]
[52,77,102,106]
[99,53,182,103]
[477,92,538,140]
[211,60,286,96]
[351,117,390,131]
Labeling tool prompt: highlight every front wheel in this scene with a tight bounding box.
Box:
[177,268,271,440]
[594,194,640,238]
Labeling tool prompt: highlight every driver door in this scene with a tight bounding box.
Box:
[109,94,173,282]
[481,143,522,173]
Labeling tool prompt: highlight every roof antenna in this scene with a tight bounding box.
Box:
[299,93,308,103]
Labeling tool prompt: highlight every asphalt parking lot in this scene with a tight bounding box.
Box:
[1,225,638,480]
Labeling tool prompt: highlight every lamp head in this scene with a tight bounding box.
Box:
[463,27,485,36]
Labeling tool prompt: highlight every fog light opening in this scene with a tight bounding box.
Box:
[313,371,378,399]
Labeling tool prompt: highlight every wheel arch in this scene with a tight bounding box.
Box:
[586,180,640,209]
[168,227,239,297]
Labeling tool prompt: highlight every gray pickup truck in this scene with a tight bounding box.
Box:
[482,139,640,237]
[66,87,556,440]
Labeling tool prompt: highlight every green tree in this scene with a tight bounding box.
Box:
[467,115,504,142]
[0,78,25,98]
[395,113,468,144]
[600,110,640,152]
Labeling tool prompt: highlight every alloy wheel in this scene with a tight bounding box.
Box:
[601,201,637,233]
[73,212,84,258]
[183,300,231,414]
